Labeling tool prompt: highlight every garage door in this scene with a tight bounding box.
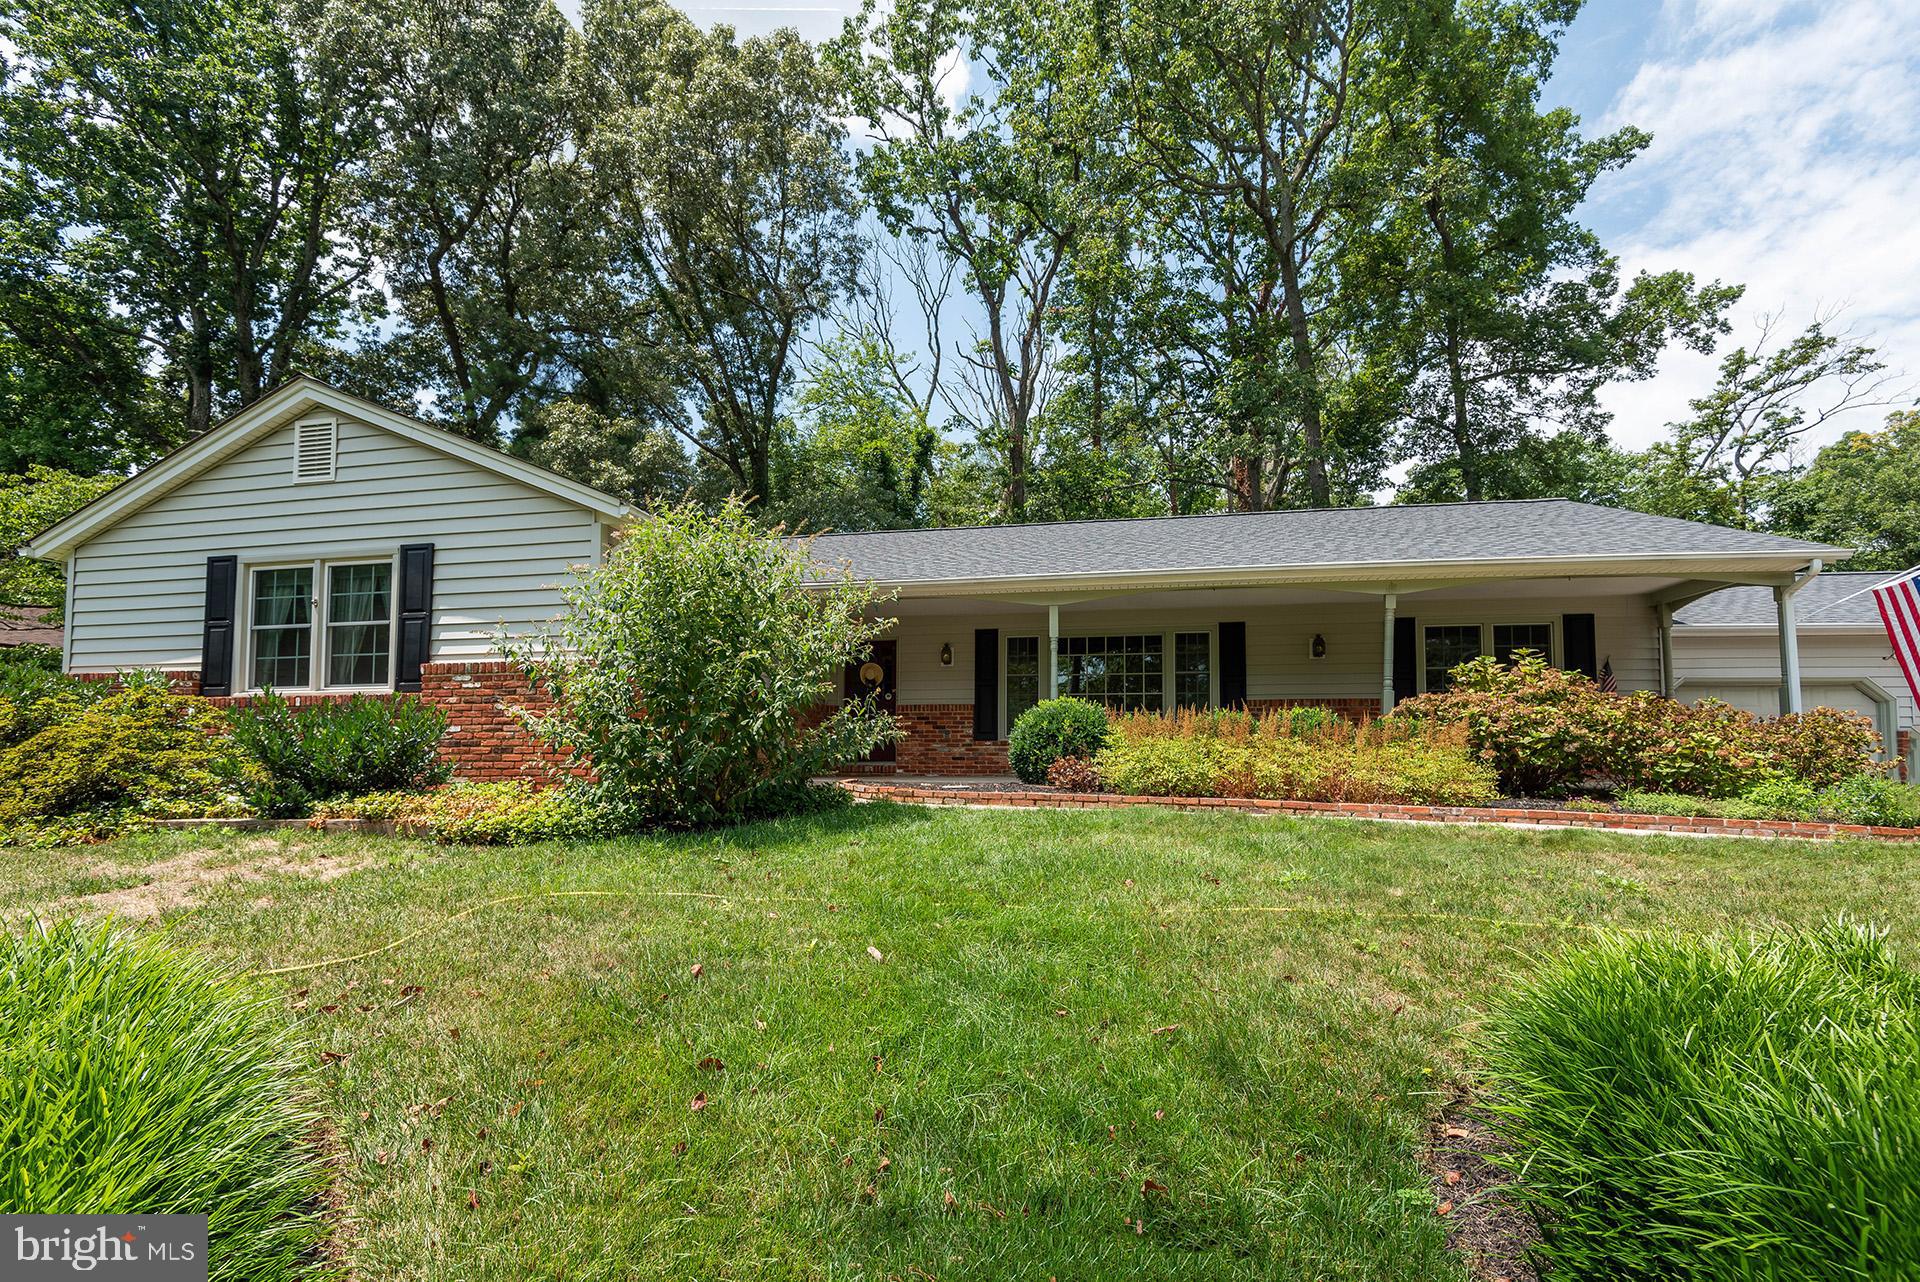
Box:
[1682,682,1892,757]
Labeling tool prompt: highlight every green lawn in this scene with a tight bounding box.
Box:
[7,805,1920,1281]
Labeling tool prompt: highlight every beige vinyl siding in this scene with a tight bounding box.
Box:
[67,416,599,674]
[880,594,1661,710]
[1672,630,1916,733]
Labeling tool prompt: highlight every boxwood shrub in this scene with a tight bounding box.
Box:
[227,691,451,817]
[1476,921,1920,1280]
[1008,698,1112,784]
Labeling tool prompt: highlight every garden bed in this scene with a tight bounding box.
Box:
[836,778,1920,841]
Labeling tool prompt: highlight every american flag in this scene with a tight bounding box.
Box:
[1872,569,1920,706]
[1598,658,1617,693]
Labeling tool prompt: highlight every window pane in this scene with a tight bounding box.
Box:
[1175,631,1210,710]
[1424,625,1482,693]
[1006,636,1040,729]
[252,568,311,627]
[1058,634,1164,712]
[328,562,391,625]
[328,623,390,686]
[252,625,310,689]
[1493,623,1553,666]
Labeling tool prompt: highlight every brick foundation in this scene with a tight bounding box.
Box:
[94,662,564,781]
[894,704,1010,774]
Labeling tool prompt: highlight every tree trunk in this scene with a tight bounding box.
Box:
[1446,318,1478,501]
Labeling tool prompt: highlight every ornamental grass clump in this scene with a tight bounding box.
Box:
[1476,921,1920,1281]
[502,499,898,828]
[0,921,333,1281]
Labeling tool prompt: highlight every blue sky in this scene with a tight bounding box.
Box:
[570,0,1920,457]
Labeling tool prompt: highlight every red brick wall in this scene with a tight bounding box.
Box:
[419,662,570,781]
[91,662,564,781]
[894,704,1010,774]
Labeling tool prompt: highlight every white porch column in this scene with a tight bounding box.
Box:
[1775,586,1803,715]
[1774,559,1822,715]
[1380,592,1397,715]
[1046,603,1060,701]
[1656,601,1675,697]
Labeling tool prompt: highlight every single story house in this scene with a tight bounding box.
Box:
[21,378,1906,778]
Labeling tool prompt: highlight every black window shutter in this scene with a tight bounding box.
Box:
[1563,612,1597,680]
[1218,622,1247,708]
[396,543,435,692]
[200,555,238,696]
[973,629,999,739]
[1392,616,1417,706]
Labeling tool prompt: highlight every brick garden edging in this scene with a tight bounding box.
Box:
[836,780,1920,842]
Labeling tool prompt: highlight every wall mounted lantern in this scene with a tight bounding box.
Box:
[1310,633,1327,659]
[940,642,954,667]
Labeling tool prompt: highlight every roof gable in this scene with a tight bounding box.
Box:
[22,377,630,560]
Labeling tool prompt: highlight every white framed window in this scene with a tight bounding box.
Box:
[1420,620,1558,693]
[1005,628,1218,722]
[242,555,397,692]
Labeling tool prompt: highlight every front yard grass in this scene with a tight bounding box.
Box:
[7,805,1920,1281]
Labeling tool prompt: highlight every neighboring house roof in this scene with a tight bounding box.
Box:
[806,500,1845,593]
[20,376,632,562]
[1674,570,1910,630]
[0,604,62,647]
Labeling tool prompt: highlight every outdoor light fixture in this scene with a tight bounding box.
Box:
[1311,633,1327,659]
[940,642,954,666]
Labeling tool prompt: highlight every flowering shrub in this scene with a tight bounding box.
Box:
[1400,654,1881,797]
[1091,707,1497,806]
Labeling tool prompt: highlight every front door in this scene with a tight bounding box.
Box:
[844,640,898,762]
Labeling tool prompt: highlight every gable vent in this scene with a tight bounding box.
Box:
[293,417,337,482]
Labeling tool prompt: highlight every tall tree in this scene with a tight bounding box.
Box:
[1362,0,1736,503]
[328,0,603,442]
[1,0,374,436]
[1104,0,1385,509]
[1770,410,1920,572]
[837,0,1091,520]
[585,0,861,507]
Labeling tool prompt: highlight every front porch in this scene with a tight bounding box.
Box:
[849,570,1826,775]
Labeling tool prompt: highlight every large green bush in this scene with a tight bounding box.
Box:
[1008,697,1112,784]
[1477,921,1920,1280]
[502,499,898,828]
[1092,707,1498,806]
[0,921,333,1280]
[1400,653,1881,797]
[0,684,235,828]
[227,691,451,817]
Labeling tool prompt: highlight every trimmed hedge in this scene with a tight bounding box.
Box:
[1008,698,1112,784]
[1477,921,1920,1280]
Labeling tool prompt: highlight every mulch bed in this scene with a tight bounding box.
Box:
[1424,1087,1543,1282]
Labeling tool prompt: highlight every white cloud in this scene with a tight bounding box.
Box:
[1587,0,1920,450]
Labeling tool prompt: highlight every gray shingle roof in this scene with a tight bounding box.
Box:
[1674,571,1906,628]
[805,499,1841,585]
